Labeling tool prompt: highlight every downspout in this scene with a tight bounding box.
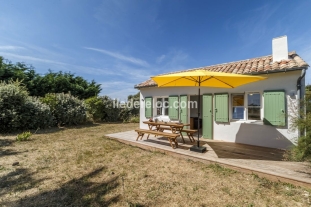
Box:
[297,69,306,136]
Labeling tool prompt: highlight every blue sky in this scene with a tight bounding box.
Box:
[0,0,310,100]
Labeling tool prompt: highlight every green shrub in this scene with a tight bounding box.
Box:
[128,116,139,123]
[0,81,53,132]
[287,87,311,162]
[0,81,27,131]
[286,134,311,161]
[85,96,106,122]
[100,96,121,122]
[16,131,32,141]
[85,96,122,122]
[85,96,141,123]
[42,93,87,126]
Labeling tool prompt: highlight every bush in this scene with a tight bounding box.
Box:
[85,96,106,122]
[16,131,32,141]
[21,96,54,129]
[119,107,139,123]
[42,93,87,126]
[85,95,140,123]
[0,81,53,132]
[85,95,142,123]
[100,96,120,122]
[85,96,122,122]
[128,116,139,123]
[0,81,28,131]
[287,86,311,162]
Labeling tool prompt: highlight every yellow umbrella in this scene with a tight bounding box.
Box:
[151,70,267,153]
[151,70,266,88]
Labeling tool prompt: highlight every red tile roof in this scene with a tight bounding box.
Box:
[135,51,309,89]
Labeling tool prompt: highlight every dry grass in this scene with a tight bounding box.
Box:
[0,123,310,207]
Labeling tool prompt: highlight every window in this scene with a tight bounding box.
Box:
[164,98,169,115]
[156,97,169,116]
[156,98,162,115]
[232,94,244,119]
[231,93,261,120]
[247,93,261,120]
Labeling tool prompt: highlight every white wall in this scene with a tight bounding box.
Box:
[138,71,302,149]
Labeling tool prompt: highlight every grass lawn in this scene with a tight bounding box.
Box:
[0,123,310,206]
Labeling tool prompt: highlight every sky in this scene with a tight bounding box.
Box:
[0,0,310,100]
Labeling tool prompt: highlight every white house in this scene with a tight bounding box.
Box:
[134,36,309,149]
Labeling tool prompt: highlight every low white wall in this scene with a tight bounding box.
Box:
[213,121,296,149]
[138,71,301,149]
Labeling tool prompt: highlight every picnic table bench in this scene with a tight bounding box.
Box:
[180,129,197,143]
[156,125,197,144]
[143,121,192,143]
[135,129,180,149]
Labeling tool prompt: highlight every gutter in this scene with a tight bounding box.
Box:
[297,68,307,137]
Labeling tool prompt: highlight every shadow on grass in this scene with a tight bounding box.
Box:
[35,123,102,135]
[0,149,21,158]
[0,138,21,158]
[0,138,14,147]
[0,168,45,197]
[0,122,137,136]
[35,122,135,135]
[2,167,121,207]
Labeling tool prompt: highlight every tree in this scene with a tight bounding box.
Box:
[0,56,101,99]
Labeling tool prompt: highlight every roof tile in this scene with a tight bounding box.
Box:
[135,51,309,88]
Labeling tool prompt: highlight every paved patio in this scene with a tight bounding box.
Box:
[106,130,311,188]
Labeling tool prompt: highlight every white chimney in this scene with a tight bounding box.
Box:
[272,35,288,62]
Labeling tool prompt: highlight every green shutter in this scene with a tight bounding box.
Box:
[145,97,153,118]
[180,95,188,130]
[215,93,229,122]
[264,90,286,126]
[203,94,213,139]
[169,96,179,120]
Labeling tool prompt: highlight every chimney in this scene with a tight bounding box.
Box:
[272,35,288,62]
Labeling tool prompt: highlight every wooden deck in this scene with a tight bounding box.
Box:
[106,130,311,188]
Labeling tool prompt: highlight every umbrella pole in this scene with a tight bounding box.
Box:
[197,85,200,148]
[190,77,207,153]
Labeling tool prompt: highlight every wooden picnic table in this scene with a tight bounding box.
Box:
[143,121,189,131]
[143,121,190,142]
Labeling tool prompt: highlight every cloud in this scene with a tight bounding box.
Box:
[0,45,25,51]
[296,35,311,85]
[156,54,166,64]
[0,52,121,76]
[226,4,280,48]
[155,49,189,73]
[99,81,139,100]
[105,87,139,101]
[84,47,149,67]
[0,52,65,65]
[93,0,161,32]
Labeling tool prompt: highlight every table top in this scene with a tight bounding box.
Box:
[143,121,190,127]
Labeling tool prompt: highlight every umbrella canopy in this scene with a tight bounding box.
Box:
[151,70,267,88]
[151,70,267,153]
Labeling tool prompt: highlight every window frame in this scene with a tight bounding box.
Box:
[154,96,169,116]
[246,92,261,121]
[230,92,262,121]
[231,93,245,120]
